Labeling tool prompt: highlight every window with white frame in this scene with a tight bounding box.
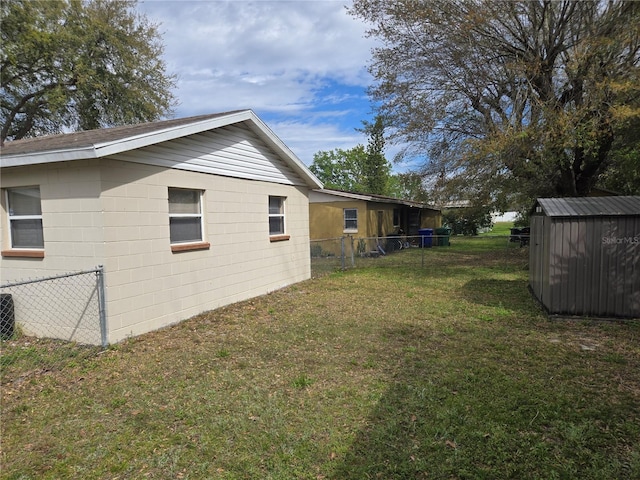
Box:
[344,208,358,232]
[168,188,204,244]
[268,196,286,236]
[6,186,44,249]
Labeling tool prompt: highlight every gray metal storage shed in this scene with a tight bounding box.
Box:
[529,196,640,319]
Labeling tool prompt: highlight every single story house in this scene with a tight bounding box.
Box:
[309,188,441,242]
[529,196,640,319]
[0,110,323,344]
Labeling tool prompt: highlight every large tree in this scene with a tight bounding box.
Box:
[310,146,369,192]
[360,115,392,195]
[1,0,176,143]
[387,172,432,203]
[311,146,432,202]
[311,116,394,196]
[349,0,640,210]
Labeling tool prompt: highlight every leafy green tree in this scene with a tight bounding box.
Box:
[311,144,432,201]
[600,151,640,196]
[311,116,396,195]
[1,0,176,143]
[309,146,368,192]
[598,116,640,195]
[387,171,431,203]
[349,0,640,210]
[442,207,493,236]
[360,115,391,195]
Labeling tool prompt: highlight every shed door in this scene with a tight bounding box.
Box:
[529,216,541,298]
[529,215,549,307]
[377,211,384,237]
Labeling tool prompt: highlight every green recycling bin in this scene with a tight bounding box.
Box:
[435,227,451,246]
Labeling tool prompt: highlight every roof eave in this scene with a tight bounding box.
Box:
[93,110,255,157]
[244,111,323,190]
[0,110,324,190]
[1,146,98,167]
[0,111,256,167]
[313,188,438,210]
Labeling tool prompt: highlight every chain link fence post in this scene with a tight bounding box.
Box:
[96,265,108,348]
[350,236,355,268]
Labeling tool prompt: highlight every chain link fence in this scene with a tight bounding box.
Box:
[311,234,529,277]
[1,266,107,385]
[1,237,529,385]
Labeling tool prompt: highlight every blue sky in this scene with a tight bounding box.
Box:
[137,0,412,171]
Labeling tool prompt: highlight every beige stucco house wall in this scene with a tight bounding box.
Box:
[309,189,441,241]
[0,110,322,343]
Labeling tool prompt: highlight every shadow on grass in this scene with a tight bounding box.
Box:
[329,322,539,479]
[330,319,639,480]
[330,267,637,479]
[461,278,541,317]
[330,324,446,479]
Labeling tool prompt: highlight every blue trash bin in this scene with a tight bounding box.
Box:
[418,228,433,248]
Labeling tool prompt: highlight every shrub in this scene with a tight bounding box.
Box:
[443,206,493,236]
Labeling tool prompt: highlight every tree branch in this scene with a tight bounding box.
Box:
[1,82,69,142]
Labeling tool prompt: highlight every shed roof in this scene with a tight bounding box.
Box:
[534,196,640,217]
[0,110,323,189]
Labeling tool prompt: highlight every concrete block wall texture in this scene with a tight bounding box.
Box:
[99,159,311,342]
[1,158,312,344]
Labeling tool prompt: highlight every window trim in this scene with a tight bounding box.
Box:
[171,241,210,253]
[2,186,45,258]
[1,249,45,258]
[343,208,358,233]
[268,196,288,240]
[168,187,209,252]
[269,234,290,243]
[393,208,400,228]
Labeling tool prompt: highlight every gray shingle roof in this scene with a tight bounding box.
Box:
[535,196,640,217]
[0,110,247,156]
[0,109,323,189]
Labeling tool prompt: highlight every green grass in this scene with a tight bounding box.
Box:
[483,221,516,236]
[0,338,102,380]
[2,244,639,479]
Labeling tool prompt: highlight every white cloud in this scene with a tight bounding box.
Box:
[141,1,374,95]
[269,118,368,163]
[136,0,404,169]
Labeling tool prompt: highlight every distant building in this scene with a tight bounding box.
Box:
[309,188,441,241]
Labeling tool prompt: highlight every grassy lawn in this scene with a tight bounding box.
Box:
[483,221,518,237]
[2,241,639,479]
